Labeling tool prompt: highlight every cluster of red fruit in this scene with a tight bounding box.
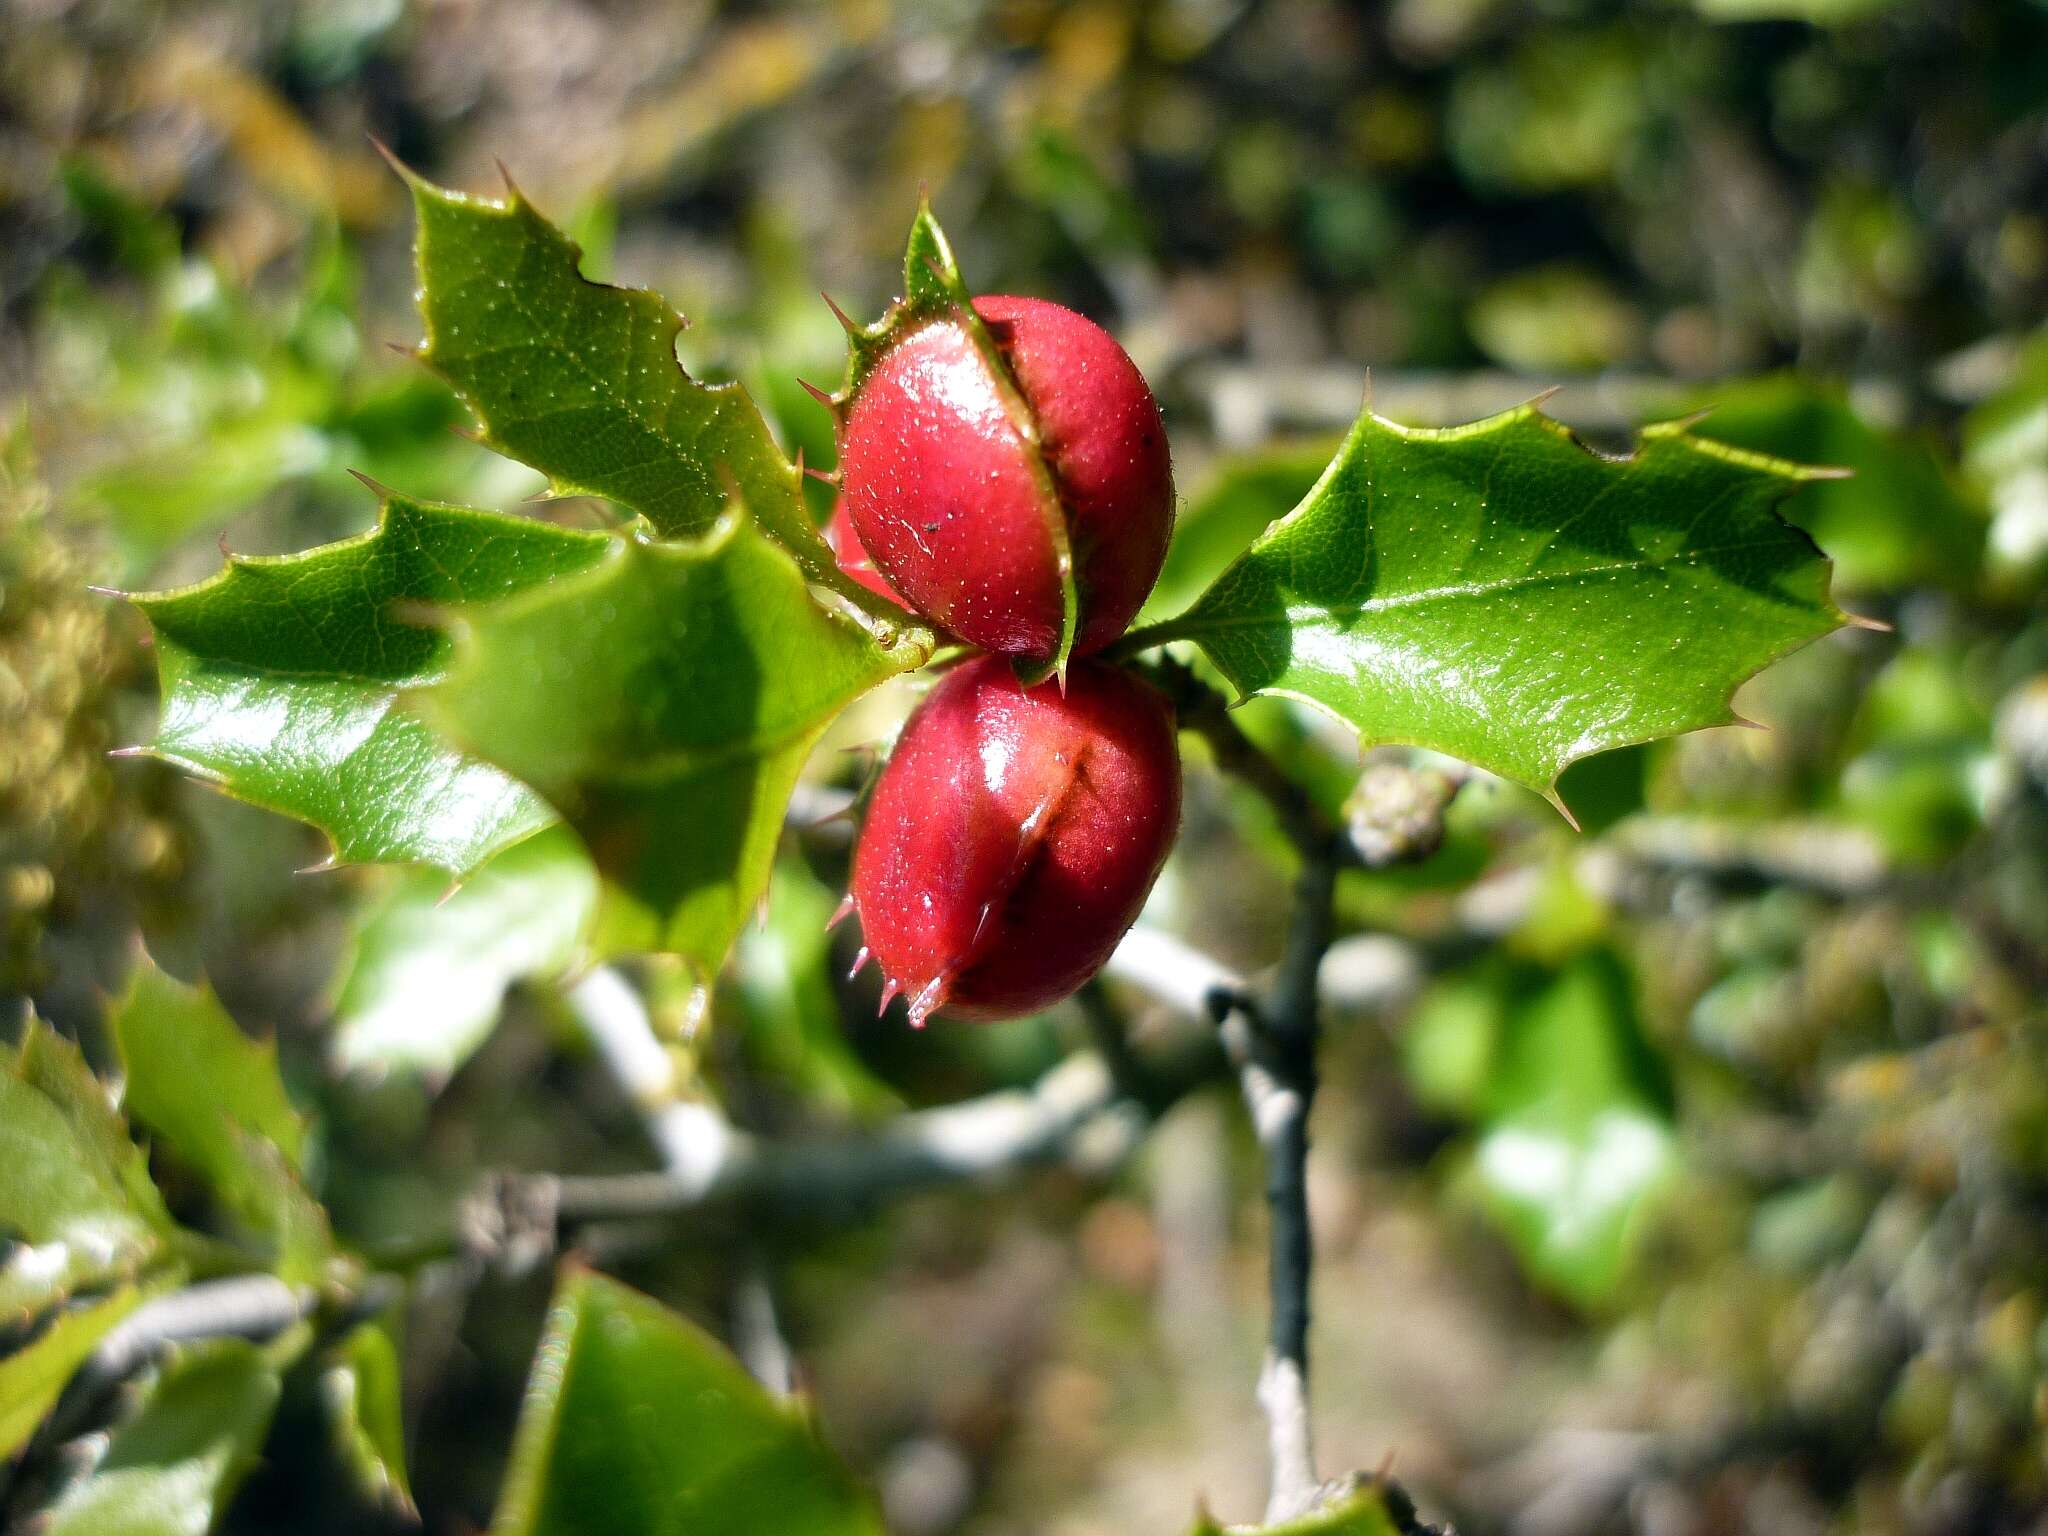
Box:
[824,295,1183,1027]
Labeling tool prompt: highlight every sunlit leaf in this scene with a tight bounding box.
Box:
[0,1020,173,1319]
[41,1340,281,1536]
[405,167,893,620]
[0,1285,147,1459]
[329,824,599,1081]
[129,493,609,874]
[1686,374,1982,593]
[422,511,931,976]
[111,957,332,1283]
[1157,404,1852,816]
[493,1265,886,1536]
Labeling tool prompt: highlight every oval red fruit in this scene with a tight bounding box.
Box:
[849,655,1181,1025]
[836,296,1173,661]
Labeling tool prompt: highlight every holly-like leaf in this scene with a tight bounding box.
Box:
[0,1020,173,1319]
[1684,373,1982,593]
[129,493,608,873]
[422,508,931,976]
[834,201,1080,680]
[41,1339,281,1536]
[1149,404,1854,815]
[0,1285,148,1459]
[329,824,599,1082]
[111,957,333,1284]
[494,1265,885,1536]
[405,166,901,623]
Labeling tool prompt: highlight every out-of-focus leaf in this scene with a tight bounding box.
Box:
[492,1265,886,1536]
[0,1020,172,1318]
[329,825,599,1081]
[1140,440,1337,624]
[0,1285,147,1459]
[1446,29,1649,193]
[423,513,930,977]
[1964,330,2048,581]
[1687,374,1982,592]
[1188,1482,1414,1534]
[405,169,888,619]
[110,958,332,1283]
[1468,265,1643,374]
[1470,953,1677,1306]
[41,1339,282,1536]
[1159,404,1851,816]
[324,1313,413,1516]
[129,494,610,874]
[730,856,899,1116]
[1692,0,1902,18]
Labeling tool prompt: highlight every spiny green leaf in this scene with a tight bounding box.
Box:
[0,1020,172,1320]
[1153,404,1854,817]
[834,199,1079,681]
[329,824,599,1082]
[41,1339,281,1536]
[111,957,333,1284]
[1684,373,1982,593]
[493,1266,885,1536]
[0,1285,149,1459]
[130,493,609,874]
[405,166,907,626]
[423,509,930,977]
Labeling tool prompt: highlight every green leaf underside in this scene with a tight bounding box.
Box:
[425,511,928,974]
[0,1021,173,1319]
[112,959,333,1284]
[493,1266,885,1536]
[42,1339,282,1536]
[839,200,1080,680]
[408,173,874,606]
[329,824,599,1081]
[0,1285,147,1459]
[133,494,610,874]
[1163,405,1852,811]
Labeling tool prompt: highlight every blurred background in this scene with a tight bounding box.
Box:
[4,0,2048,1533]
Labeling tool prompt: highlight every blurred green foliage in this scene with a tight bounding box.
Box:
[1,0,2044,1533]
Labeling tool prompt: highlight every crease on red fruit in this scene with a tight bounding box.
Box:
[834,296,1173,664]
[847,655,1181,1026]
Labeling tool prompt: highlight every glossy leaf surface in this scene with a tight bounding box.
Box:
[130,494,609,873]
[492,1266,885,1536]
[1161,405,1851,812]
[425,513,930,973]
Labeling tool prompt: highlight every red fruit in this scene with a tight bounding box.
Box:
[849,655,1181,1025]
[836,295,1173,662]
[823,502,902,605]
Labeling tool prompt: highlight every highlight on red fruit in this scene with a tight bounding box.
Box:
[847,654,1181,1026]
[835,295,1173,663]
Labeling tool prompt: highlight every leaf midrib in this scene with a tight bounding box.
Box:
[1177,535,1796,641]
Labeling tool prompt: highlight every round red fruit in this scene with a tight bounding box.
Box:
[849,655,1181,1025]
[836,295,1173,661]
